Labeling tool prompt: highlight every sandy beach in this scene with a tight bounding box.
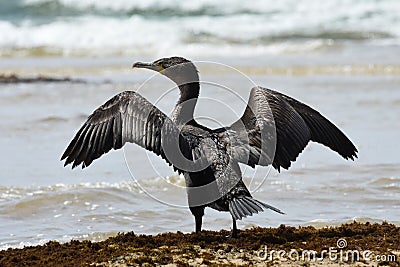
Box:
[0,222,398,266]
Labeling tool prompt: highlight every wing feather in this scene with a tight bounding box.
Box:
[61,91,191,171]
[271,88,358,160]
[219,86,357,171]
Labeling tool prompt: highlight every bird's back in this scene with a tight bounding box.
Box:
[178,122,250,210]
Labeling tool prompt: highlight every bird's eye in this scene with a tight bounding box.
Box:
[156,62,166,69]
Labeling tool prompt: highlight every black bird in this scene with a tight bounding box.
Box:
[61,57,358,237]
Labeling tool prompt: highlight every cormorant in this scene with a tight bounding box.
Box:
[61,57,358,237]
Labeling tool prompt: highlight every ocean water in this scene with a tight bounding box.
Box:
[0,0,399,249]
[1,0,400,57]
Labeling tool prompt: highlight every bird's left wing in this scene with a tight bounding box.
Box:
[61,91,191,171]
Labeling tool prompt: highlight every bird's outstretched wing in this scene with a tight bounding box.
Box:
[219,86,358,171]
[61,91,191,171]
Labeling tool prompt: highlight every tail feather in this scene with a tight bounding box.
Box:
[240,198,260,214]
[228,200,241,219]
[229,196,284,220]
[242,197,263,213]
[233,198,252,217]
[251,198,285,215]
[231,199,247,218]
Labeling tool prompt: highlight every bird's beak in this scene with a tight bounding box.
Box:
[132,62,164,72]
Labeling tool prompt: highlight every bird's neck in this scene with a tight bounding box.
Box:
[172,82,200,125]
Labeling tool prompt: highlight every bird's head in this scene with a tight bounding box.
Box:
[132,56,199,86]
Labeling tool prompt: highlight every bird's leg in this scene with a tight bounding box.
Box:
[195,215,202,233]
[228,217,238,238]
[190,206,204,233]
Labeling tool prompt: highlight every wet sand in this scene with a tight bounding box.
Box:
[0,222,398,266]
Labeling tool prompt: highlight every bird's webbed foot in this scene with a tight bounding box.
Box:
[226,217,238,238]
[226,232,238,238]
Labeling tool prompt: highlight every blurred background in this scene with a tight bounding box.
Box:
[0,0,399,249]
[0,0,399,60]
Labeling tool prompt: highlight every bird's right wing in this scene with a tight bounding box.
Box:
[61,91,191,171]
[220,86,358,171]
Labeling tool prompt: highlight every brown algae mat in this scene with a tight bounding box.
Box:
[0,73,84,84]
[0,222,398,266]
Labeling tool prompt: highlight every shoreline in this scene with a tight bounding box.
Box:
[0,222,398,266]
[2,55,400,78]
